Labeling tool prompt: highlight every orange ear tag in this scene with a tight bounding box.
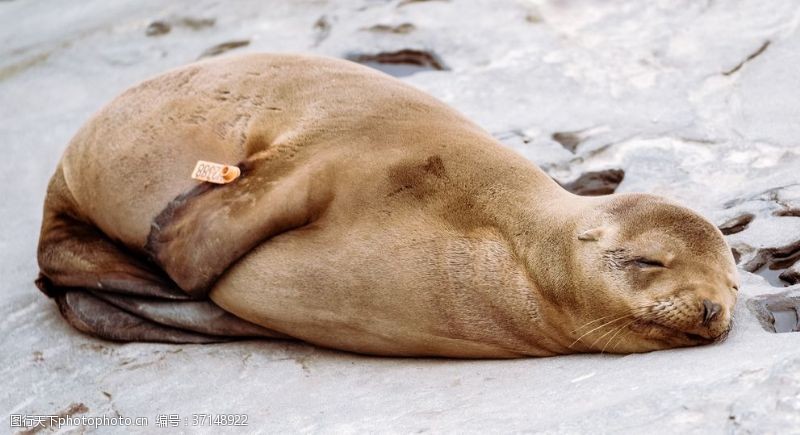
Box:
[191,160,241,184]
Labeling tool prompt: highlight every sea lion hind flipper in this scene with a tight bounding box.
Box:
[36,210,285,341]
[92,292,290,339]
[55,291,224,343]
[41,276,285,343]
[37,212,189,300]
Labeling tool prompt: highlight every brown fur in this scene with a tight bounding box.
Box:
[37,53,738,356]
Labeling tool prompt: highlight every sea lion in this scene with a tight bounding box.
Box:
[36,53,739,357]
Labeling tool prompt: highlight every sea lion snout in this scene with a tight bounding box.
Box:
[686,296,730,341]
[629,283,735,347]
[702,299,722,326]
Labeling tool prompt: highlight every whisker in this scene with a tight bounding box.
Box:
[570,314,615,334]
[599,323,627,355]
[601,320,635,354]
[571,305,650,333]
[610,327,633,353]
[569,313,632,348]
[569,305,656,350]
[589,315,633,349]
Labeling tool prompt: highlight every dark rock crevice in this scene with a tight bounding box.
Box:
[362,23,416,34]
[774,208,800,217]
[743,239,800,273]
[718,213,755,235]
[313,15,332,46]
[779,262,800,285]
[552,131,581,153]
[198,40,250,59]
[145,17,215,37]
[743,239,800,286]
[349,49,446,70]
[722,40,770,76]
[559,169,625,196]
[348,49,447,77]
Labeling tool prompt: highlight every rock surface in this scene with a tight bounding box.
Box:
[1,0,800,433]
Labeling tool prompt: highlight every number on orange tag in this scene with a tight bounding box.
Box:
[191,160,241,184]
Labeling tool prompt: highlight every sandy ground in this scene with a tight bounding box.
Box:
[1,0,799,433]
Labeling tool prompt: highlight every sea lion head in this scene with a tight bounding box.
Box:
[568,193,738,353]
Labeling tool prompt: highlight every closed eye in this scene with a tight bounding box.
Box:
[632,258,665,268]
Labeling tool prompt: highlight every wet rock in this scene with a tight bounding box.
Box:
[525,13,543,23]
[313,15,332,46]
[177,17,215,30]
[350,49,445,70]
[198,40,250,59]
[147,17,214,37]
[779,261,800,285]
[494,129,533,145]
[550,127,610,154]
[731,247,742,264]
[348,49,447,77]
[747,289,800,333]
[719,213,755,235]
[145,21,171,37]
[742,239,800,273]
[774,208,800,217]
[363,23,416,34]
[552,131,581,153]
[560,169,625,196]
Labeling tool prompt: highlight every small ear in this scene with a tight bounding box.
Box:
[578,227,604,241]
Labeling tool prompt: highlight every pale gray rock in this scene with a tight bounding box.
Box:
[1,0,799,433]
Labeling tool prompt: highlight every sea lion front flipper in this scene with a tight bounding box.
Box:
[146,158,333,297]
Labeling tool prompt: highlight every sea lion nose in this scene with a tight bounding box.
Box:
[702,299,722,326]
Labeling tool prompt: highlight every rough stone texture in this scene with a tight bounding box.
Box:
[2,0,800,433]
[780,261,800,285]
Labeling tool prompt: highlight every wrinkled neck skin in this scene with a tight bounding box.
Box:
[457,145,601,356]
